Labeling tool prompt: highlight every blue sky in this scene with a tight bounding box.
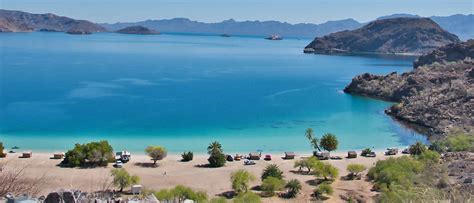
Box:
[2,0,472,24]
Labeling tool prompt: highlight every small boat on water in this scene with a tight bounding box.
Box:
[265,35,283,40]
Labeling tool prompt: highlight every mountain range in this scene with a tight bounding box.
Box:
[0,9,472,40]
[101,13,474,40]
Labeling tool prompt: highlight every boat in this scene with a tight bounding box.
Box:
[265,35,283,40]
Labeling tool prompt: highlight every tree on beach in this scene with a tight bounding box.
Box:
[409,141,426,155]
[346,164,366,179]
[294,156,322,174]
[320,133,338,153]
[233,192,262,203]
[261,177,286,197]
[63,140,114,167]
[305,128,321,152]
[145,146,167,165]
[207,141,223,155]
[111,168,140,192]
[261,164,284,180]
[207,141,226,167]
[285,179,302,198]
[231,169,256,194]
[314,183,333,200]
[315,162,339,181]
[0,142,6,157]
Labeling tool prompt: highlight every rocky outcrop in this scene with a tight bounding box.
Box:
[344,41,474,137]
[0,17,33,32]
[116,26,159,35]
[414,39,474,68]
[305,18,460,55]
[0,9,106,34]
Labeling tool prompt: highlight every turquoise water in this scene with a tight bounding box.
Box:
[0,32,426,154]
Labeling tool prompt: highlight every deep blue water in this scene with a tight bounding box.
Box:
[0,32,426,153]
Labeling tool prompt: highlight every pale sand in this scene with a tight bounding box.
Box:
[0,151,403,202]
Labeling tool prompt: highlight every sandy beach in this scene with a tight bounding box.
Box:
[0,151,403,202]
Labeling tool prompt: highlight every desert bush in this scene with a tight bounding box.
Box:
[145,146,167,165]
[231,169,256,194]
[261,177,285,197]
[181,151,194,162]
[63,140,114,167]
[111,168,140,192]
[233,192,261,203]
[261,164,284,180]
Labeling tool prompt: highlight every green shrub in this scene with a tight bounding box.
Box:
[445,133,474,152]
[315,162,339,181]
[261,164,284,180]
[63,140,114,167]
[233,192,261,203]
[154,185,208,202]
[361,148,372,156]
[285,179,302,198]
[367,156,423,191]
[231,169,256,194]
[261,177,286,197]
[314,183,333,200]
[181,151,194,162]
[346,164,366,179]
[111,168,140,192]
[409,141,426,155]
[145,146,167,165]
[210,197,228,203]
[293,156,321,173]
[416,150,440,165]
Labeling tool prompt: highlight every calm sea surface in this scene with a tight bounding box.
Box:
[0,32,426,154]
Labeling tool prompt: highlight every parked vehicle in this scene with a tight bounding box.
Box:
[226,154,234,162]
[244,159,256,165]
[264,154,272,161]
[114,160,123,168]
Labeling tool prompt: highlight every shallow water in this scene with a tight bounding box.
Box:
[0,32,426,153]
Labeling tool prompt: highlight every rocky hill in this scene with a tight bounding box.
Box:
[344,41,474,138]
[116,26,159,35]
[414,39,474,68]
[304,18,460,55]
[0,9,106,34]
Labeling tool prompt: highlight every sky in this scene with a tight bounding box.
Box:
[1,0,473,24]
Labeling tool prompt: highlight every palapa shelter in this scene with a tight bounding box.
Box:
[22,151,32,158]
[347,151,357,158]
[249,152,260,160]
[284,152,295,159]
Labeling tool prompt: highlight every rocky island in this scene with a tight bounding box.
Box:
[344,40,474,138]
[304,18,460,55]
[116,26,159,35]
[0,9,106,34]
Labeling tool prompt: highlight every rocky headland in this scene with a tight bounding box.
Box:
[344,40,474,138]
[0,9,106,34]
[304,18,460,55]
[116,26,159,35]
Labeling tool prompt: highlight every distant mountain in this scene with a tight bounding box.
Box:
[101,18,362,38]
[0,9,106,34]
[375,13,474,40]
[116,26,159,35]
[304,18,460,55]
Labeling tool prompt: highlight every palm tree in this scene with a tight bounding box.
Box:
[285,179,302,198]
[409,141,426,155]
[305,128,314,140]
[305,128,321,152]
[207,141,223,155]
